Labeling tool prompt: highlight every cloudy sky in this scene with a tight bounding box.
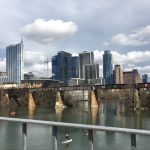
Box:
[0,0,150,77]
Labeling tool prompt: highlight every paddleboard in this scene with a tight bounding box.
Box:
[61,139,72,144]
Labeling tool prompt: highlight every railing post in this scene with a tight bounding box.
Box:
[52,126,57,150]
[131,134,136,150]
[22,123,27,150]
[88,129,94,150]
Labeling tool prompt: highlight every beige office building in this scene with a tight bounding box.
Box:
[123,69,143,84]
[114,65,123,84]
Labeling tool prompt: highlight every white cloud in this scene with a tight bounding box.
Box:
[0,58,6,72]
[72,52,78,56]
[112,50,150,64]
[111,25,150,46]
[141,66,150,75]
[24,63,49,77]
[21,19,78,44]
[24,51,46,65]
[93,50,103,64]
[24,51,50,77]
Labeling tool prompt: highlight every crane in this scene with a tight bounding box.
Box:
[44,58,50,78]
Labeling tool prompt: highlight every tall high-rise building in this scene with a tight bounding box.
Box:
[72,56,79,78]
[52,55,58,80]
[103,50,113,84]
[114,65,123,84]
[85,64,99,81]
[79,51,94,79]
[6,40,24,85]
[142,74,149,83]
[52,51,72,84]
[123,69,143,84]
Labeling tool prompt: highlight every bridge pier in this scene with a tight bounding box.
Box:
[28,92,36,108]
[8,93,18,115]
[90,90,98,109]
[55,91,65,108]
[4,93,10,104]
[0,90,10,107]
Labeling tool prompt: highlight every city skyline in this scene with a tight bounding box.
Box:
[0,45,150,79]
[0,0,150,77]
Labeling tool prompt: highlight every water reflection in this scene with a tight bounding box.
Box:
[55,107,64,122]
[0,100,150,150]
[28,107,36,119]
[0,108,10,117]
[135,110,142,129]
[91,108,98,125]
[65,144,69,150]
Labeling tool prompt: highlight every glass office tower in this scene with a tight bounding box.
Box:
[71,56,79,78]
[85,64,99,81]
[103,50,113,84]
[79,51,94,79]
[6,40,24,85]
[52,55,58,80]
[52,51,72,84]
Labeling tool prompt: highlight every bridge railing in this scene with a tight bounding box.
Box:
[0,117,150,150]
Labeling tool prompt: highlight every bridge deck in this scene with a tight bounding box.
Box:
[2,83,150,93]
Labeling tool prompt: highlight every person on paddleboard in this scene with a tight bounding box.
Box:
[66,134,69,140]
[62,133,72,145]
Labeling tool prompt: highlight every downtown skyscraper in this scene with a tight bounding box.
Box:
[72,56,79,78]
[114,64,123,84]
[6,40,24,85]
[84,64,99,81]
[79,51,94,79]
[52,51,72,84]
[103,50,113,84]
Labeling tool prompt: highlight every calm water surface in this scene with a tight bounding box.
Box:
[0,100,150,150]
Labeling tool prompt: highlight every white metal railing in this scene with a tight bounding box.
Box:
[0,117,150,150]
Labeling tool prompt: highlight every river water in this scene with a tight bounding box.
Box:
[0,100,150,150]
